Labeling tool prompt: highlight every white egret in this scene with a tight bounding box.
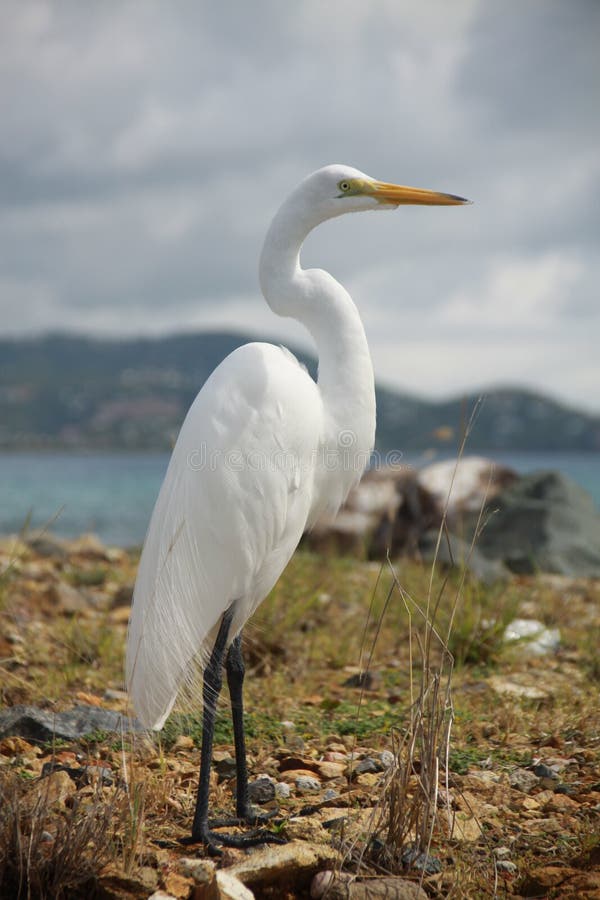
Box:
[126,165,468,851]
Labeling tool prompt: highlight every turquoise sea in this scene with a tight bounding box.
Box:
[0,451,599,547]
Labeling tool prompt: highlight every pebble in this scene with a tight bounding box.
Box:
[275,781,291,800]
[353,756,381,775]
[380,750,395,769]
[322,788,339,801]
[248,776,276,804]
[401,844,442,875]
[532,763,558,780]
[296,775,321,794]
[493,846,511,859]
[497,860,517,874]
[509,768,540,794]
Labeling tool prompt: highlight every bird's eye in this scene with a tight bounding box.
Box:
[338,181,351,192]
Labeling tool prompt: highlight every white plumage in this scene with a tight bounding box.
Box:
[127,342,324,727]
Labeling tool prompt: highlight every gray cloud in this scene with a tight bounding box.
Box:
[1,0,599,410]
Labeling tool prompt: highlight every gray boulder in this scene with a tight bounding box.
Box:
[0,704,146,743]
[470,471,600,576]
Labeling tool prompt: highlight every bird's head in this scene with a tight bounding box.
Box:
[295,164,469,223]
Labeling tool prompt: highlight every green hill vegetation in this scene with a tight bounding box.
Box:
[1,332,598,452]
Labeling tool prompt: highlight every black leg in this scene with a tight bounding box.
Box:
[224,633,278,825]
[187,606,234,846]
[181,610,285,854]
[226,633,252,818]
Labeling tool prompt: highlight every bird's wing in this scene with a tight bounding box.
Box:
[126,343,322,729]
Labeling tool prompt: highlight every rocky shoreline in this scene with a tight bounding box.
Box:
[307,456,600,580]
[0,514,599,898]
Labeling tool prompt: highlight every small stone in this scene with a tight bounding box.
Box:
[248,776,276,804]
[497,860,517,875]
[177,857,217,884]
[173,735,194,751]
[316,761,346,779]
[356,772,379,787]
[380,750,395,769]
[103,688,128,702]
[509,768,540,794]
[401,844,442,875]
[532,763,557,780]
[322,788,340,801]
[285,817,330,842]
[554,782,576,795]
[353,757,381,775]
[275,781,291,800]
[324,751,347,762]
[296,775,321,794]
[216,870,255,899]
[32,770,77,806]
[493,846,511,859]
[214,755,237,780]
[343,671,380,690]
[50,581,91,614]
[112,583,134,607]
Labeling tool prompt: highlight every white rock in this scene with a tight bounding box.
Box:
[216,871,255,900]
[503,618,560,655]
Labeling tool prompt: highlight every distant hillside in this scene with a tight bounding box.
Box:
[1,332,598,452]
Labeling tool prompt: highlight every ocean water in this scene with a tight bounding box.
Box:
[0,450,598,547]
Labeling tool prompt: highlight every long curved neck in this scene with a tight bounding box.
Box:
[259,198,376,448]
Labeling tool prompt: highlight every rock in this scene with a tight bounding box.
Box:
[295,775,322,794]
[50,581,93,614]
[418,457,517,523]
[316,761,346,779]
[26,534,68,559]
[275,782,291,800]
[162,871,195,898]
[401,844,442,875]
[311,871,427,899]
[306,465,438,559]
[112,583,134,606]
[352,757,382,775]
[342,671,380,690]
[509,768,540,793]
[496,860,517,874]
[31,769,77,807]
[148,893,178,900]
[418,529,508,584]
[503,619,561,655]
[487,675,550,701]
[469,470,600,576]
[285,816,330,842]
[216,870,255,899]
[248,776,276,803]
[100,865,160,898]
[0,704,146,742]
[214,754,237,780]
[227,841,338,892]
[379,750,395,769]
[69,533,110,559]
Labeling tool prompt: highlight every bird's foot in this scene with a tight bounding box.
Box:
[180,823,286,856]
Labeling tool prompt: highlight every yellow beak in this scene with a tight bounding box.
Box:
[368,180,470,206]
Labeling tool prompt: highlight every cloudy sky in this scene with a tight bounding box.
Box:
[1,1,599,411]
